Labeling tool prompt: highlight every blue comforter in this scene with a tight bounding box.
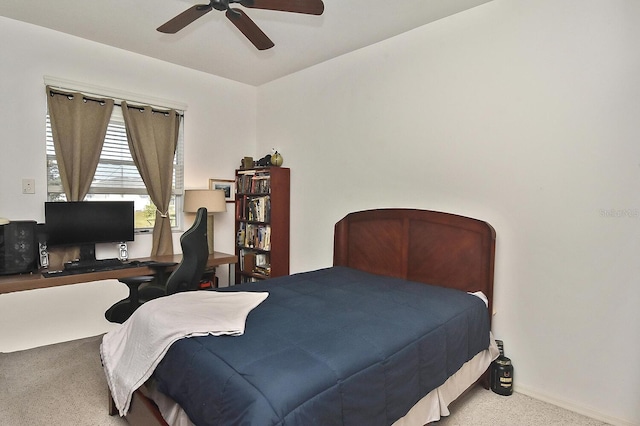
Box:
[153,266,491,426]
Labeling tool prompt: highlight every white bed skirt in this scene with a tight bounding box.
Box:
[145,333,499,426]
[393,333,500,425]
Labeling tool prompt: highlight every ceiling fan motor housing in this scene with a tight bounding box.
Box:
[211,0,229,12]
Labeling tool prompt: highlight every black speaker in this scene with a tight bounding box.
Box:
[0,221,38,275]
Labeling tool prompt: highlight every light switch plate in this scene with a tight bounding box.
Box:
[22,178,35,194]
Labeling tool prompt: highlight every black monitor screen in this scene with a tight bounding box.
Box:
[44,201,135,247]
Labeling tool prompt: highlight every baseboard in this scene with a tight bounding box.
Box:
[515,385,635,426]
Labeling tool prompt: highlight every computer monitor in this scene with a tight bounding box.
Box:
[44,201,135,261]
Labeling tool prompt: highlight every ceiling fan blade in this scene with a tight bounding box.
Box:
[157,4,213,33]
[226,8,275,50]
[237,0,324,15]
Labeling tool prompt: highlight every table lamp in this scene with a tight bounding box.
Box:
[183,189,227,254]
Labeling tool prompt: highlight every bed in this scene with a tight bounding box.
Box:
[105,208,497,426]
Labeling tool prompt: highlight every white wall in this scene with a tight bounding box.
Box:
[256,1,640,425]
[0,16,255,351]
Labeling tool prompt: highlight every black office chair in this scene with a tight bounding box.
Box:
[105,207,210,323]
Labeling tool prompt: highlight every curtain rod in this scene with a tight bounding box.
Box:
[47,89,182,117]
[43,75,188,112]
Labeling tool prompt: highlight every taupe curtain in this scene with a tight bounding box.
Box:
[46,86,114,201]
[122,102,179,256]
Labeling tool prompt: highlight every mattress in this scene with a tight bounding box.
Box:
[152,266,492,425]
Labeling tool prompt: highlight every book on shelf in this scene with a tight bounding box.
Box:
[255,253,268,267]
[236,224,246,247]
[236,170,271,194]
[246,196,270,222]
[254,265,271,277]
[239,224,271,250]
[243,252,256,273]
[251,175,270,194]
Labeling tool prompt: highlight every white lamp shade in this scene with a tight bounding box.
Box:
[183,189,227,213]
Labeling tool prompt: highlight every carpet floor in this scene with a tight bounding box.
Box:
[0,335,609,425]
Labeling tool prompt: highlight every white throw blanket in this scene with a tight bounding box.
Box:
[100,291,269,416]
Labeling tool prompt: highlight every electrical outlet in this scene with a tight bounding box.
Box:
[22,178,35,194]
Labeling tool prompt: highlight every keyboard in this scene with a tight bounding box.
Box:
[42,258,143,277]
[64,258,125,271]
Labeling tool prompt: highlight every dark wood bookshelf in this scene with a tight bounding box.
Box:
[234,167,290,284]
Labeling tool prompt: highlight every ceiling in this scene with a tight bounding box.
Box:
[0,0,492,86]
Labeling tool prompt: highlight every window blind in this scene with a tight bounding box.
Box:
[46,105,184,228]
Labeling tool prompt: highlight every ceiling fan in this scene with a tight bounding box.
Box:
[157,0,325,50]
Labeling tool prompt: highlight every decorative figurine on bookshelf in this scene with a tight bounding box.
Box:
[241,157,254,169]
[256,154,271,167]
[271,151,283,167]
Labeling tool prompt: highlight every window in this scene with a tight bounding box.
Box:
[46,105,184,230]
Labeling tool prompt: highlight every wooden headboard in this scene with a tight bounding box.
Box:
[333,209,496,317]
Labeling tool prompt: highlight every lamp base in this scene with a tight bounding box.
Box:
[207,214,214,254]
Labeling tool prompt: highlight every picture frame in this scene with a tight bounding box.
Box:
[209,178,235,203]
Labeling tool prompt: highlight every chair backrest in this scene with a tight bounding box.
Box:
[165,207,210,294]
